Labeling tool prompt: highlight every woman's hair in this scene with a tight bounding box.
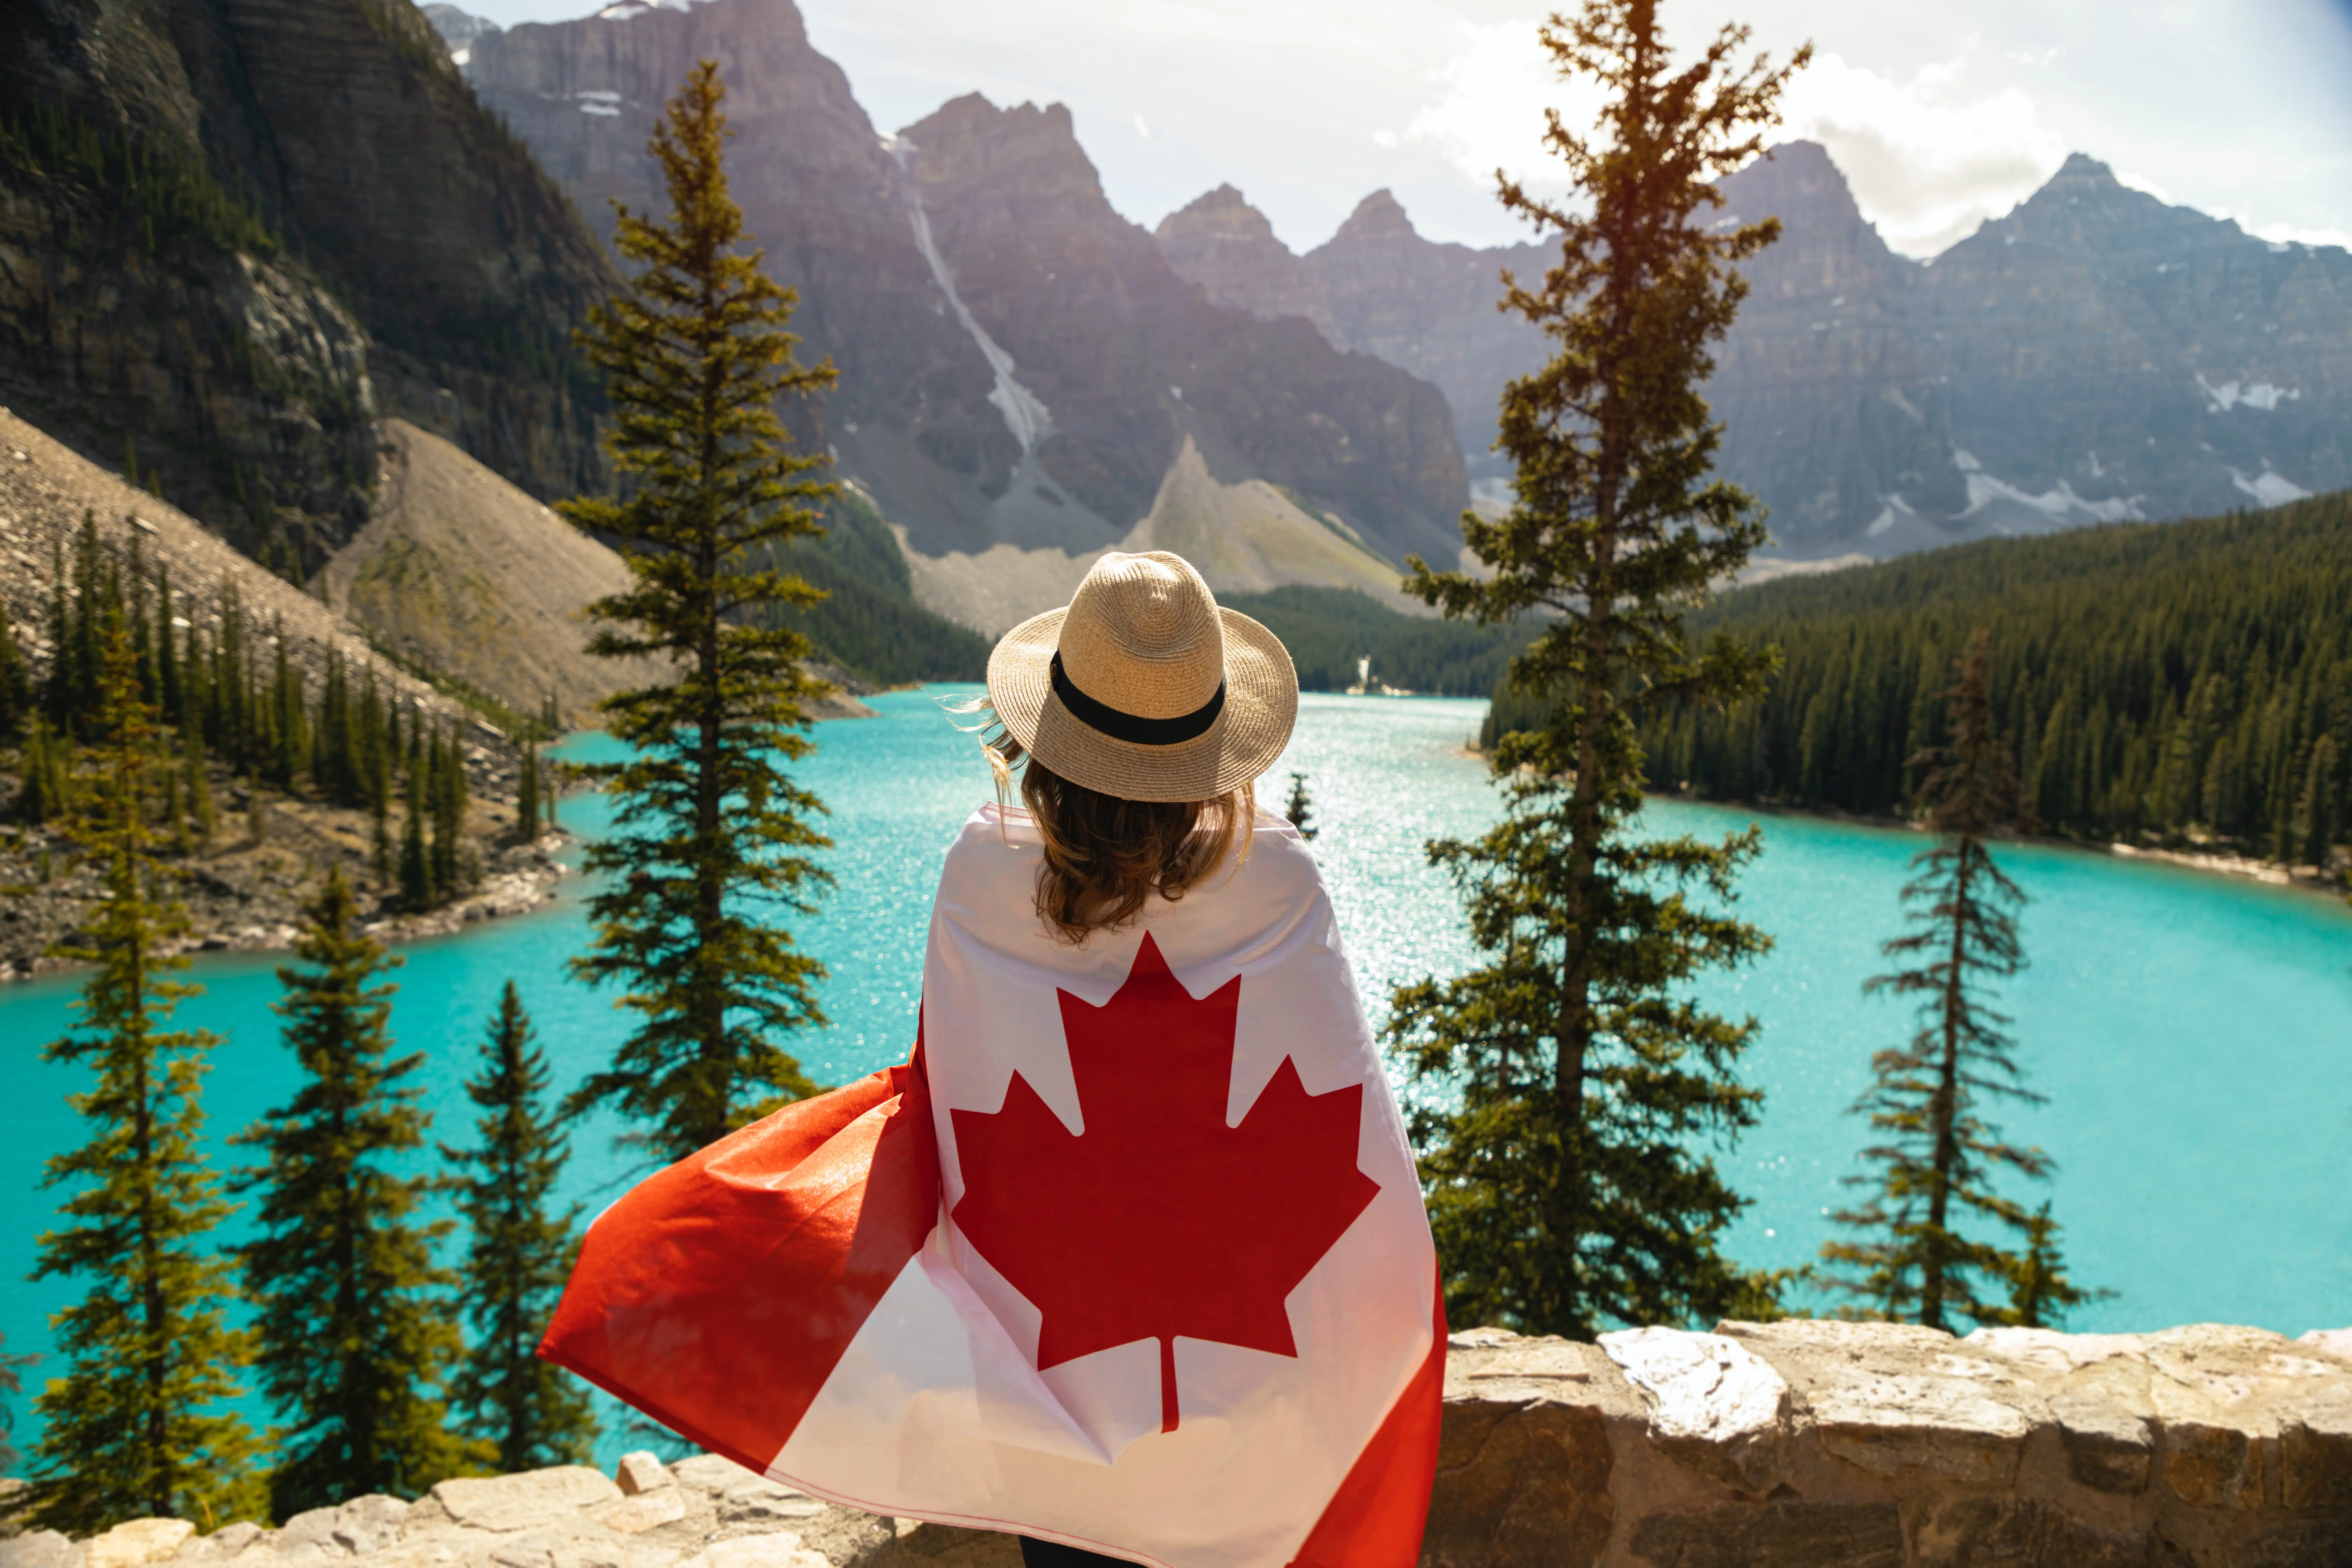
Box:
[982,730,1253,942]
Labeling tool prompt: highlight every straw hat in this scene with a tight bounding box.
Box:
[987,551,1298,802]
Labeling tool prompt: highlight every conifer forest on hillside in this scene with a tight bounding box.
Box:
[1489,490,2352,867]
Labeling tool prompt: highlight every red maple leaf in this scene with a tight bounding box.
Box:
[950,933,1380,1434]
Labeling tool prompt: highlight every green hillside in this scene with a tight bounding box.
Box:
[769,489,992,686]
[1488,491,2352,862]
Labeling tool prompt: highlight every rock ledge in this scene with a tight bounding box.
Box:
[8,1321,2348,1568]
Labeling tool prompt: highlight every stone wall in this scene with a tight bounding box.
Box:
[8,1321,2349,1568]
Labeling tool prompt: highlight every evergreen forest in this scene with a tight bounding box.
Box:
[1487,490,2352,868]
[765,487,992,686]
[4,514,510,914]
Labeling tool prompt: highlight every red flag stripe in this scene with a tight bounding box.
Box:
[539,1044,939,1476]
[1284,1279,1446,1568]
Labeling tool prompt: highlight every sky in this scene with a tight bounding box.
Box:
[455,0,2352,258]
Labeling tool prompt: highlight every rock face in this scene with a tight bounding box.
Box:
[315,419,657,724]
[15,1321,2348,1568]
[1156,143,2352,558]
[461,0,1468,581]
[0,0,614,564]
[315,418,874,722]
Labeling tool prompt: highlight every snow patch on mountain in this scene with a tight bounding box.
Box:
[889,138,1054,457]
[1960,470,2143,526]
[2231,468,2314,507]
[1863,493,1919,538]
[2198,373,2301,412]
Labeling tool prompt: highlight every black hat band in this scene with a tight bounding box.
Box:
[1050,651,1226,746]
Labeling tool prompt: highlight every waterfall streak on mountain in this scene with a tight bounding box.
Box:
[889,138,1054,456]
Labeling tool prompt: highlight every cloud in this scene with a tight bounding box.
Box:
[1779,51,2068,256]
[1400,30,2070,257]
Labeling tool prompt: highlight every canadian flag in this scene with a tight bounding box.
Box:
[542,805,1443,1568]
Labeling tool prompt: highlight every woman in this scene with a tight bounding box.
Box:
[546,553,1442,1568]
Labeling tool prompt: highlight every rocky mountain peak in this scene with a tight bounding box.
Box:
[900,94,1091,196]
[1982,147,2228,259]
[2054,150,2120,185]
[1155,185,1332,346]
[1157,184,1280,246]
[1331,189,1420,247]
[1722,141,1867,230]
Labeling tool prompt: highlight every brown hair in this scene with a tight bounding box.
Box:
[985,733,1253,942]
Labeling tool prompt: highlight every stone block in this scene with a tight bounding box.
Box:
[1626,1501,1902,1568]
[2280,1417,2352,1511]
[0,1531,83,1568]
[1600,1326,1791,1493]
[2049,1388,2155,1494]
[85,1521,196,1568]
[273,1497,410,1559]
[175,1525,270,1563]
[667,1458,759,1498]
[433,1470,625,1533]
[2160,1420,2263,1510]
[614,1457,676,1499]
[589,1494,689,1538]
[2296,1328,2352,1361]
[1727,1321,2035,1486]
[1424,1397,1614,1568]
[1909,1497,2154,1568]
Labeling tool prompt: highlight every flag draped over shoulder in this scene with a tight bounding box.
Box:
[543,804,1443,1568]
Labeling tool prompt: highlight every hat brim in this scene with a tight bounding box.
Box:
[986,606,1299,803]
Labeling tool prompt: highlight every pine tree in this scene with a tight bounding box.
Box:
[184,729,216,846]
[516,745,540,840]
[400,782,435,914]
[234,867,471,1515]
[2300,735,2338,874]
[1282,772,1319,841]
[1,1331,34,1478]
[1987,1202,2102,1329]
[0,597,32,744]
[42,538,73,735]
[431,728,470,896]
[267,618,305,792]
[26,607,258,1532]
[13,714,71,826]
[1383,0,1804,1336]
[1820,628,2078,1329]
[179,616,209,745]
[559,62,839,1162]
[443,983,596,1469]
[155,566,180,728]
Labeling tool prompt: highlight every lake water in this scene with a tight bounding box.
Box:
[4,687,2350,1455]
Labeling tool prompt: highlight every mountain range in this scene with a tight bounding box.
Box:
[461,0,1465,600]
[447,0,2350,594]
[1157,140,2352,559]
[1,0,2343,653]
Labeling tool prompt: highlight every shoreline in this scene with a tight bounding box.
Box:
[1678,794,2348,901]
[1,827,578,986]
[1452,747,2347,902]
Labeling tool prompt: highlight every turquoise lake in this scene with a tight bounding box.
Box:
[4,686,2350,1451]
